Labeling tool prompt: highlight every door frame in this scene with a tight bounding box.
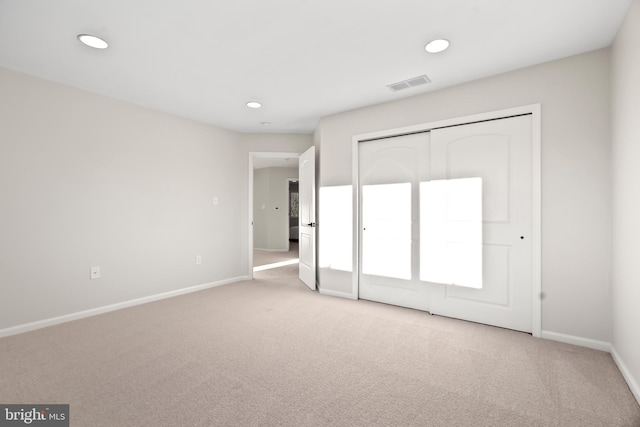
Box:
[351,104,542,337]
[248,151,302,279]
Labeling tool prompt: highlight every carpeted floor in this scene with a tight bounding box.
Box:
[253,241,299,267]
[1,262,639,426]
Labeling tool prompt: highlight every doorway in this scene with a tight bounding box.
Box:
[249,152,301,276]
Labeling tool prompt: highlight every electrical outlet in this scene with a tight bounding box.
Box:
[196,255,202,265]
[90,266,101,280]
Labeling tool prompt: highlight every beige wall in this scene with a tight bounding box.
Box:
[239,133,313,153]
[316,49,612,343]
[611,0,640,401]
[0,67,310,331]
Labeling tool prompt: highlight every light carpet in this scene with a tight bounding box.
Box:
[0,263,638,426]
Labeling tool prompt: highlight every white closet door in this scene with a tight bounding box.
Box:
[358,132,430,311]
[428,115,533,332]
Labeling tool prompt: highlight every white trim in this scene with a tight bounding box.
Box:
[530,104,542,338]
[351,104,543,337]
[351,136,360,299]
[540,330,611,352]
[0,276,249,339]
[355,104,541,142]
[254,248,290,252]
[611,346,640,405]
[319,288,358,300]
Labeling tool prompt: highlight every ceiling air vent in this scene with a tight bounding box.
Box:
[386,75,431,92]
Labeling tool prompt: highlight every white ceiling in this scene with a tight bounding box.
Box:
[0,0,630,134]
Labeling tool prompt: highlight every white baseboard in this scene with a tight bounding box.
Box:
[540,330,611,352]
[611,346,640,405]
[319,288,357,300]
[254,248,288,252]
[0,276,250,339]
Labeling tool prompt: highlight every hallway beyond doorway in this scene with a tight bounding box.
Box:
[253,241,299,271]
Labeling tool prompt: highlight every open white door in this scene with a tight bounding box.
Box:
[299,146,316,290]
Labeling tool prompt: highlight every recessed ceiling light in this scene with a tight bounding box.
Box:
[77,34,109,49]
[246,101,262,109]
[425,39,450,54]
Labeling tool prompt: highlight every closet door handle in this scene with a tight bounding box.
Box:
[305,222,316,227]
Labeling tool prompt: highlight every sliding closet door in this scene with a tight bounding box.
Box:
[427,115,533,332]
[357,115,534,332]
[358,133,430,311]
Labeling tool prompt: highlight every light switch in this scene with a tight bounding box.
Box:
[90,266,101,280]
[213,196,219,206]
